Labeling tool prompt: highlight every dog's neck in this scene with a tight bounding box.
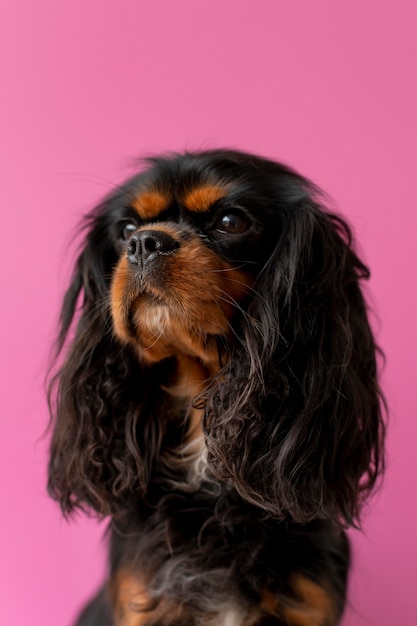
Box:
[167,353,218,442]
[159,353,219,487]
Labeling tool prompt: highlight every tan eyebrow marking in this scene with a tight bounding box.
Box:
[182,185,227,213]
[132,190,170,220]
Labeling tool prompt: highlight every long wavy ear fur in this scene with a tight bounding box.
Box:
[47,211,163,517]
[204,190,385,526]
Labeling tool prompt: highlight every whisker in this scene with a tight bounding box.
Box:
[209,264,249,273]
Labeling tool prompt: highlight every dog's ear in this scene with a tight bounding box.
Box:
[48,211,162,517]
[204,191,385,526]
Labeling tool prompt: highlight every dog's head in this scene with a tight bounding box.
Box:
[48,150,385,525]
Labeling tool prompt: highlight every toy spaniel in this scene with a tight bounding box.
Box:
[48,150,385,625]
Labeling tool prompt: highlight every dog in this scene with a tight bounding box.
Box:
[48,149,385,625]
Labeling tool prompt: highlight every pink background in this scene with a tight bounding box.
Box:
[1,1,416,624]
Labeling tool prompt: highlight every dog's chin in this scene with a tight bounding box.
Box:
[111,287,227,366]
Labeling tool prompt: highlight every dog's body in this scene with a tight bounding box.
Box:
[48,150,384,625]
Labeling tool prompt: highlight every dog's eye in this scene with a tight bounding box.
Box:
[120,222,138,240]
[215,212,250,235]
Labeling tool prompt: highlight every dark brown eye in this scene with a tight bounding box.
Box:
[216,212,250,234]
[120,222,138,240]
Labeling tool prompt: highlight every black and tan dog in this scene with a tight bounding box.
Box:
[48,150,385,625]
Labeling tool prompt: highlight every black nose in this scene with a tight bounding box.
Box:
[127,230,179,265]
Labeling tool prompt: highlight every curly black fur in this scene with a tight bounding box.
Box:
[48,150,385,625]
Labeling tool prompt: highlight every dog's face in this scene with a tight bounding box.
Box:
[110,184,255,365]
[106,152,292,367]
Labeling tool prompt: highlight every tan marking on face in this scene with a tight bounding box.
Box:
[283,576,336,626]
[132,190,170,220]
[182,184,227,213]
[111,258,133,343]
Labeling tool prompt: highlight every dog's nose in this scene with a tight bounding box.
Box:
[127,230,179,265]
